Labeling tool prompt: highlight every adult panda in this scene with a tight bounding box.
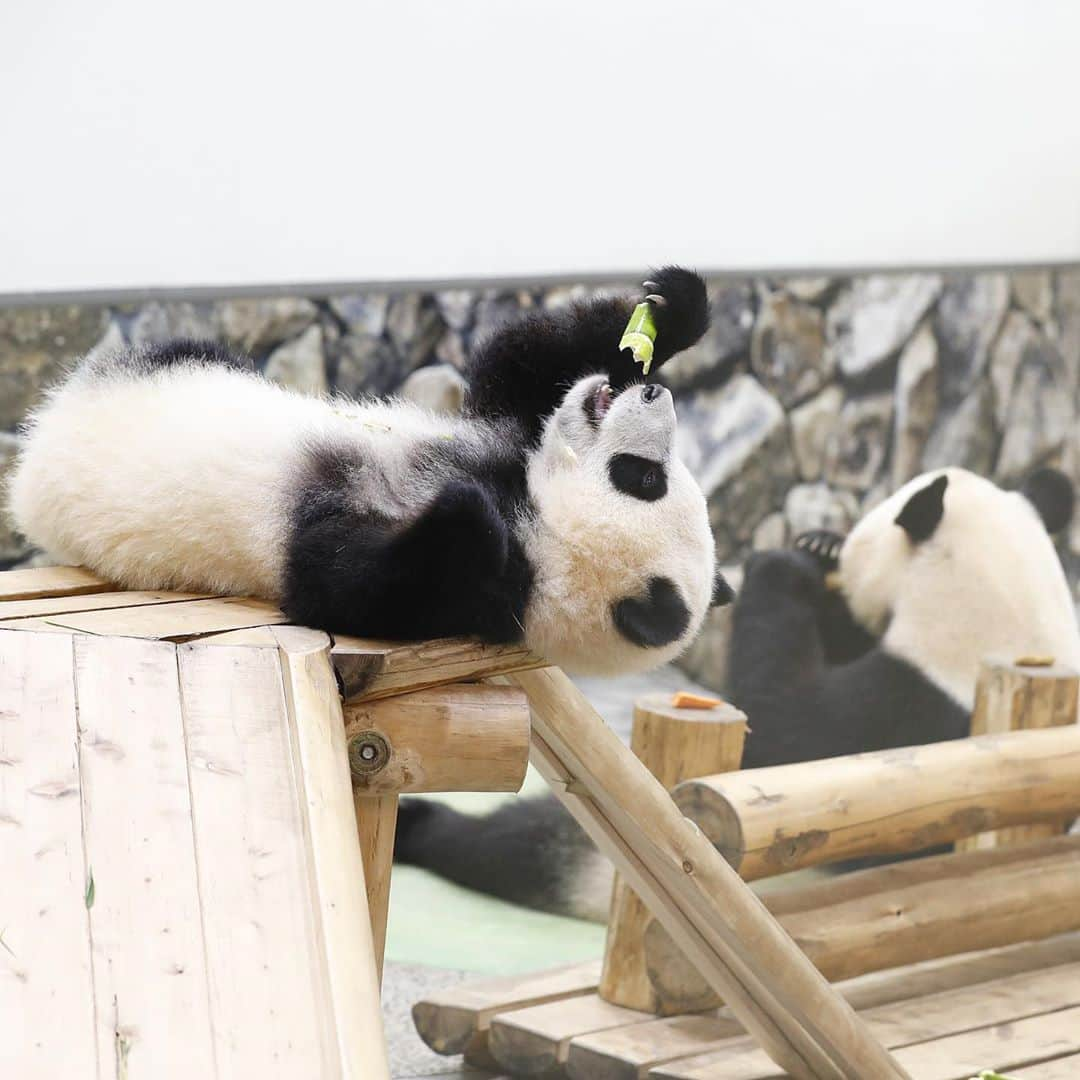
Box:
[9,267,730,676]
[395,466,1080,919]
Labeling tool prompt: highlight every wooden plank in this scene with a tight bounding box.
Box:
[413,960,603,1055]
[178,640,337,1077]
[514,667,908,1080]
[675,725,1080,880]
[48,595,286,639]
[648,966,1080,1080]
[893,1004,1080,1079]
[1013,1055,1080,1078]
[0,588,212,622]
[273,625,390,1080]
[333,635,544,701]
[0,617,78,633]
[0,630,97,1080]
[489,994,652,1075]
[570,940,1080,1080]
[0,565,109,602]
[354,792,398,984]
[198,625,283,647]
[73,633,216,1078]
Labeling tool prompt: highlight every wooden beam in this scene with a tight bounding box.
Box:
[344,683,530,795]
[412,959,602,1056]
[332,634,544,701]
[353,792,397,985]
[512,666,908,1080]
[600,694,746,1015]
[644,835,1080,1015]
[675,724,1080,880]
[957,656,1078,852]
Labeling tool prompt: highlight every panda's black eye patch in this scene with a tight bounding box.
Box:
[608,454,668,501]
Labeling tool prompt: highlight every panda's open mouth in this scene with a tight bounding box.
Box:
[584,382,614,427]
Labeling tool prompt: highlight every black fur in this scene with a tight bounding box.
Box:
[608,454,668,501]
[727,548,966,768]
[394,795,597,917]
[612,576,691,649]
[282,445,534,642]
[281,266,712,643]
[894,475,949,543]
[712,568,735,608]
[465,266,711,445]
[134,339,254,373]
[1021,466,1075,535]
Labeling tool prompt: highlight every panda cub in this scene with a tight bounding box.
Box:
[9,267,729,675]
[394,466,1080,919]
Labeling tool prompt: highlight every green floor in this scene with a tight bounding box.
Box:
[384,773,606,975]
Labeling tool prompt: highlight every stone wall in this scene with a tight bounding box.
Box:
[3,267,1079,689]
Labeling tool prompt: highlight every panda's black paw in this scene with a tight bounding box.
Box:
[407,480,510,577]
[794,529,844,572]
[743,548,826,600]
[641,266,710,359]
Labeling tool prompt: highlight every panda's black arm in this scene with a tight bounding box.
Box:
[464,266,709,442]
[729,550,967,768]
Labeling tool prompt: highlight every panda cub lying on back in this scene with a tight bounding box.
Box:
[10,267,730,675]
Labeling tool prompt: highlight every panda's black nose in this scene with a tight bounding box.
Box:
[641,383,664,403]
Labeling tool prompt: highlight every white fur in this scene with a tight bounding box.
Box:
[9,362,463,598]
[839,467,1080,709]
[521,376,716,675]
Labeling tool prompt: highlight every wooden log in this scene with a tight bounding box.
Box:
[643,835,1080,1014]
[512,667,908,1080]
[412,959,602,1056]
[1013,1054,1080,1079]
[354,792,397,985]
[567,936,1080,1080]
[343,683,530,795]
[957,656,1078,852]
[600,694,746,1015]
[0,588,212,622]
[674,724,1080,881]
[332,634,545,701]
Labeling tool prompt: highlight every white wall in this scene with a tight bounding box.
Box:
[2,0,1079,297]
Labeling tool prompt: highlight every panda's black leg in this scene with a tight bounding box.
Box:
[283,481,527,643]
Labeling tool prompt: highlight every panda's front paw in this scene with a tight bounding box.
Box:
[641,266,709,359]
[794,529,844,572]
[743,549,826,600]
[412,480,510,576]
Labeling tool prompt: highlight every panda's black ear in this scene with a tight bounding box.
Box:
[711,568,735,608]
[1021,467,1075,535]
[895,474,948,543]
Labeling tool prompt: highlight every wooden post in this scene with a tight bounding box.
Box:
[344,681,530,982]
[599,694,746,1014]
[957,656,1079,852]
[511,666,910,1080]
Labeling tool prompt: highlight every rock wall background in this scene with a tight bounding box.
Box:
[2,267,1079,689]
